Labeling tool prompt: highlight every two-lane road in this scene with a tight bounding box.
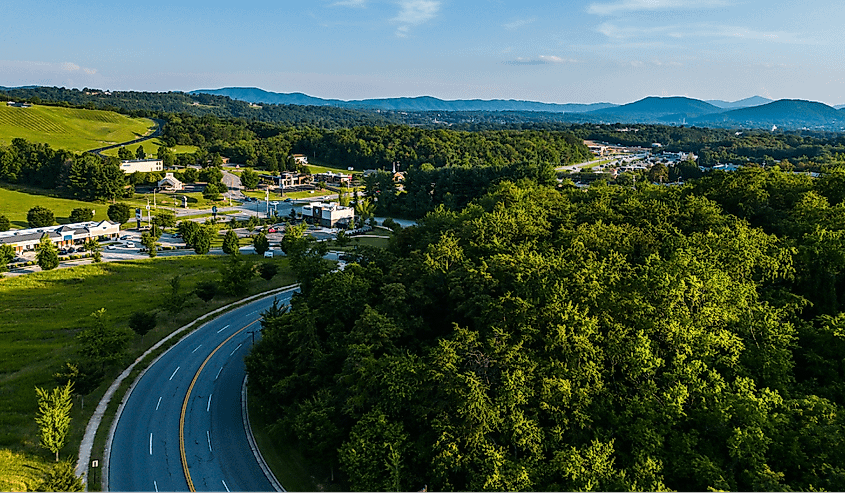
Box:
[108,291,295,491]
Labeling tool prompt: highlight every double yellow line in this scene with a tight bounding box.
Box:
[179,320,259,492]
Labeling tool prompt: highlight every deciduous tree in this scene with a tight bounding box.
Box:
[35,381,73,462]
[28,206,54,228]
[36,235,59,270]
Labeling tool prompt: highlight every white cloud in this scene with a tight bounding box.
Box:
[503,17,536,30]
[596,21,814,44]
[61,62,80,72]
[587,0,728,16]
[505,55,577,65]
[392,0,440,36]
[330,0,367,7]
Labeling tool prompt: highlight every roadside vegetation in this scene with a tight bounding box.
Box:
[0,255,294,489]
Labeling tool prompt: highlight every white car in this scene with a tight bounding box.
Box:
[106,244,116,250]
[263,250,273,258]
[125,242,135,248]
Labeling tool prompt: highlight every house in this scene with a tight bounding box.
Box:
[120,159,164,174]
[158,172,184,191]
[6,101,32,108]
[290,154,309,165]
[301,202,354,228]
[0,220,120,254]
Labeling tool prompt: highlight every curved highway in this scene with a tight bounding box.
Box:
[108,290,295,491]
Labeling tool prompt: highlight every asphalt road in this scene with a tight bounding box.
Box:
[108,291,295,492]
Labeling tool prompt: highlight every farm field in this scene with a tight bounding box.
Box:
[0,104,155,152]
[0,255,295,488]
[0,186,113,229]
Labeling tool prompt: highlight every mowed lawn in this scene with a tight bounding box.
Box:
[0,104,156,152]
[99,138,197,158]
[0,187,113,229]
[0,255,295,482]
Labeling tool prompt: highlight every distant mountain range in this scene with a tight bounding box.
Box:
[189,87,617,113]
[190,87,845,130]
[705,96,772,109]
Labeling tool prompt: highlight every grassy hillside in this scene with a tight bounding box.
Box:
[0,187,113,229]
[0,104,155,152]
[0,256,295,487]
[99,138,198,158]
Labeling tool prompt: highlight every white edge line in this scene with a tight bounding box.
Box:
[222,479,230,492]
[149,433,153,455]
[207,393,212,412]
[155,396,162,411]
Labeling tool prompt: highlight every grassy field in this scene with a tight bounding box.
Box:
[0,186,113,229]
[0,104,155,152]
[0,256,295,487]
[302,161,362,175]
[99,138,197,158]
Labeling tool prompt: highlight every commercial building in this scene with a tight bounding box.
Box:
[120,159,164,174]
[314,171,352,185]
[0,220,121,253]
[301,202,355,228]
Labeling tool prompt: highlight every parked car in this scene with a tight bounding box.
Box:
[284,198,292,202]
[68,247,76,253]
[59,248,68,255]
[125,242,135,248]
[106,244,116,250]
[263,251,273,258]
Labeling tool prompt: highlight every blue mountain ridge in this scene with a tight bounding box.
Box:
[189,87,617,113]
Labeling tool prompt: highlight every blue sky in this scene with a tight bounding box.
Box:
[1,0,843,105]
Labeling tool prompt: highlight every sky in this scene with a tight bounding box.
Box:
[1,0,843,105]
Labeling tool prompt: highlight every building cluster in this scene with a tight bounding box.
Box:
[0,220,120,253]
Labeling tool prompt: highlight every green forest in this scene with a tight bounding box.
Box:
[247,168,845,491]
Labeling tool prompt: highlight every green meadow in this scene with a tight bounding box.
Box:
[0,104,155,152]
[0,255,295,488]
[99,138,197,158]
[0,186,113,229]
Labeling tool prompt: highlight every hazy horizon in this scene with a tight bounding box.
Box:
[2,1,843,106]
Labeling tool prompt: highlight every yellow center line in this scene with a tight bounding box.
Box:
[180,319,259,492]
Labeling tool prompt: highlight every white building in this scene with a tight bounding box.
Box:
[120,159,164,174]
[301,202,355,228]
[0,220,120,254]
[157,172,184,191]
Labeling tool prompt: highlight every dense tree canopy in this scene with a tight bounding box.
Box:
[247,170,845,491]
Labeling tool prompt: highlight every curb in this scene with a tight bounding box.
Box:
[76,284,300,490]
[242,375,285,492]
